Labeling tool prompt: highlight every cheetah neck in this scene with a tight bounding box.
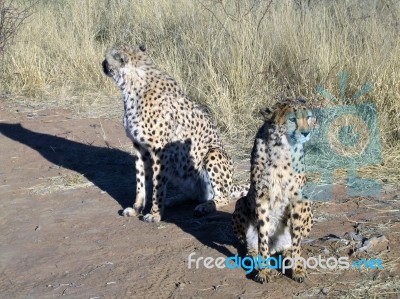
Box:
[116,69,145,122]
[268,127,306,174]
[118,66,149,94]
[290,141,305,174]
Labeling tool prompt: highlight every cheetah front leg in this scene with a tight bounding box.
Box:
[255,201,273,283]
[142,155,167,223]
[123,145,152,217]
[286,200,313,283]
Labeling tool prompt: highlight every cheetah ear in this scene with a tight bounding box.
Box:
[139,45,146,52]
[260,107,273,120]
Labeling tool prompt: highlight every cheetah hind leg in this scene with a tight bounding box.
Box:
[232,197,262,259]
[194,148,233,216]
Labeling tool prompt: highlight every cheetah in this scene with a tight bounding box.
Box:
[232,98,316,283]
[102,44,248,223]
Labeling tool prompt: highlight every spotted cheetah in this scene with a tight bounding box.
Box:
[102,44,248,223]
[232,98,316,283]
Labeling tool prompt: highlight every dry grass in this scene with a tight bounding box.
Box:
[0,0,34,57]
[1,0,399,181]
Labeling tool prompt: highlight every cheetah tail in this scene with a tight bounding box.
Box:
[230,183,249,200]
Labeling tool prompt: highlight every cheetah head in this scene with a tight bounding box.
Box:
[262,98,317,145]
[102,44,150,84]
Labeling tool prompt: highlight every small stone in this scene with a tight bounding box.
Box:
[356,235,389,253]
[322,247,330,254]
[322,287,330,295]
[175,282,185,289]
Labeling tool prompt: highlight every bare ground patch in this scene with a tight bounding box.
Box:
[0,99,399,298]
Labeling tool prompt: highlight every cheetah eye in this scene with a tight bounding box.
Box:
[288,117,297,123]
[114,53,128,64]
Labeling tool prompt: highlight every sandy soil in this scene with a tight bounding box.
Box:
[0,98,399,299]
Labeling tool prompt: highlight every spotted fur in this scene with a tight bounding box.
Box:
[232,98,316,283]
[102,44,248,222]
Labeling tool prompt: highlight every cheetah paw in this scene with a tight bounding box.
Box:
[194,201,216,217]
[247,248,259,258]
[122,207,139,217]
[143,213,161,223]
[255,270,273,284]
[292,269,306,283]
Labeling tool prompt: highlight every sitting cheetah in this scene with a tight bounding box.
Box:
[232,98,315,283]
[102,44,248,223]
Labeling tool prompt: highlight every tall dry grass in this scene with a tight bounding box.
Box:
[1,0,399,180]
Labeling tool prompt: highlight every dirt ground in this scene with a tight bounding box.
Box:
[0,98,399,299]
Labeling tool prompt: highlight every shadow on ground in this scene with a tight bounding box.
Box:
[0,123,237,257]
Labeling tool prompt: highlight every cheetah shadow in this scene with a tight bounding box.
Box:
[0,123,236,257]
